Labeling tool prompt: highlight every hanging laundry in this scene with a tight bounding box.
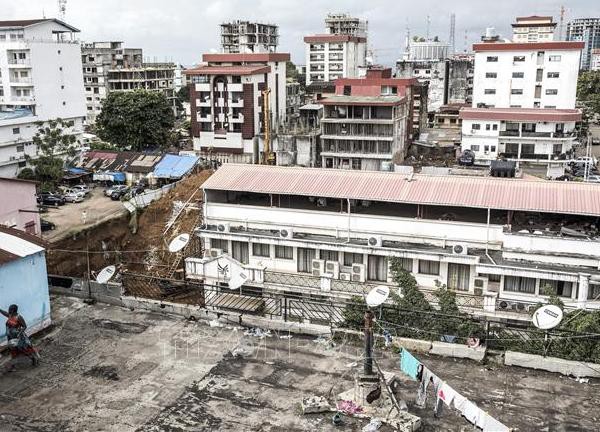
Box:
[415,367,435,408]
[462,400,481,425]
[479,412,510,432]
[452,392,468,413]
[399,348,421,380]
[437,382,458,407]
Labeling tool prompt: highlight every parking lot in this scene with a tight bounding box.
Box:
[41,186,128,243]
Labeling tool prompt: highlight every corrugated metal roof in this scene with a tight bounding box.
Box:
[153,154,199,179]
[186,65,271,76]
[0,226,46,265]
[460,107,582,122]
[203,164,600,217]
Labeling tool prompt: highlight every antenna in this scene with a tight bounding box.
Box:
[57,0,67,21]
[449,13,456,55]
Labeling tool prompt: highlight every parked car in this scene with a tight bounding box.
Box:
[110,187,129,201]
[575,156,598,166]
[41,219,56,232]
[72,184,91,195]
[130,184,145,196]
[586,175,600,183]
[457,149,475,166]
[39,193,65,207]
[64,191,85,203]
[105,185,128,197]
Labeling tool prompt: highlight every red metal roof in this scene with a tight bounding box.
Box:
[202,53,290,63]
[203,164,600,216]
[473,41,584,51]
[459,107,582,122]
[304,34,367,43]
[185,65,271,76]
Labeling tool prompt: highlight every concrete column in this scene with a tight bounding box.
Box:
[577,273,590,309]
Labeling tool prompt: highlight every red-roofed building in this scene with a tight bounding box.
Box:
[185,52,289,163]
[318,67,425,171]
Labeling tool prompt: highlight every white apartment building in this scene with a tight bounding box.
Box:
[591,48,600,71]
[186,164,600,322]
[566,18,600,70]
[511,16,556,43]
[0,19,85,178]
[304,35,367,85]
[186,53,288,164]
[220,21,279,54]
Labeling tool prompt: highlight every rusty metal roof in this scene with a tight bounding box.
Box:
[202,164,600,216]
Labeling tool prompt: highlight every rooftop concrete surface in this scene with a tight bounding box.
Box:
[1,296,599,431]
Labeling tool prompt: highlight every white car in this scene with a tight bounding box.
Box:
[586,175,600,183]
[576,156,598,166]
[105,185,128,196]
[64,191,85,203]
[72,184,91,195]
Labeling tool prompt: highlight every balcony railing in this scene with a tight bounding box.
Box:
[522,131,552,138]
[499,130,519,137]
[11,96,35,102]
[10,77,32,84]
[8,59,30,66]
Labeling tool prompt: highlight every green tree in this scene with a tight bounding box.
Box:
[17,167,35,181]
[286,61,299,80]
[577,70,600,119]
[96,90,175,151]
[28,118,79,190]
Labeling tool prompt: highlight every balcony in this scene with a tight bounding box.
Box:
[8,59,31,67]
[10,96,35,103]
[522,131,552,138]
[197,114,212,122]
[499,130,519,137]
[9,77,33,85]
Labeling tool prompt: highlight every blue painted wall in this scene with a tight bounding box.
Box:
[0,251,51,340]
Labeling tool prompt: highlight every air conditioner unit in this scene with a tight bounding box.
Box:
[217,223,230,233]
[473,277,488,293]
[497,300,528,312]
[339,272,351,281]
[452,244,468,255]
[207,248,223,258]
[279,227,293,238]
[351,263,366,282]
[312,259,325,277]
[368,236,383,247]
[325,261,340,278]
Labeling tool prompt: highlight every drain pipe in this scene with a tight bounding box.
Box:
[347,198,351,242]
[486,207,496,265]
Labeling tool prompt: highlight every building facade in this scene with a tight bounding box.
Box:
[591,48,600,71]
[318,68,416,171]
[0,19,85,178]
[220,21,278,54]
[0,177,40,235]
[304,35,367,86]
[566,18,600,70]
[511,16,556,43]
[186,53,288,164]
[188,164,600,322]
[324,14,368,37]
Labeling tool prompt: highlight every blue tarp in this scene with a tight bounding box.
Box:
[153,154,199,179]
[67,167,88,175]
[92,171,126,182]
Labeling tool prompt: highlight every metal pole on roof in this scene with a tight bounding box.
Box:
[486,207,490,254]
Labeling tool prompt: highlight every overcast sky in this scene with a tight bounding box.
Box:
[6,0,599,66]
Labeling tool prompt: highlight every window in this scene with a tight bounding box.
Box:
[504,276,535,294]
[297,248,316,273]
[447,263,470,291]
[232,76,242,84]
[485,72,497,78]
[320,250,339,262]
[275,245,293,260]
[471,145,480,151]
[486,124,491,131]
[547,72,560,78]
[484,89,496,95]
[484,145,490,152]
[472,123,481,130]
[549,55,561,62]
[12,127,20,134]
[511,89,523,95]
[491,146,496,152]
[513,56,525,62]
[231,241,249,264]
[16,145,24,152]
[512,72,524,78]
[252,243,270,257]
[492,124,498,131]
[210,238,228,252]
[344,253,364,266]
[588,284,600,300]
[487,56,498,62]
[367,255,387,282]
[418,260,439,275]
[553,143,563,154]
[545,89,558,95]
[343,86,351,96]
[396,257,413,272]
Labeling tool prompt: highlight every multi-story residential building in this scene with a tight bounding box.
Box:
[0,177,40,235]
[404,38,450,62]
[591,48,600,71]
[285,79,304,120]
[81,42,175,123]
[324,14,368,37]
[187,164,600,322]
[220,21,278,54]
[318,68,418,171]
[0,19,85,177]
[186,53,288,164]
[512,16,556,43]
[566,18,600,70]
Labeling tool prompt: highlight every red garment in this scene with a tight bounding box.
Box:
[6,315,36,358]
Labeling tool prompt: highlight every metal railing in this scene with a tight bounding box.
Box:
[263,271,321,289]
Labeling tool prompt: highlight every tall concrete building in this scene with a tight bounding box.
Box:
[0,19,85,177]
[304,14,367,86]
[81,42,175,124]
[566,18,600,70]
[511,16,557,43]
[220,21,279,54]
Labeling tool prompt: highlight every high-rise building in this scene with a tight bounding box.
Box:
[591,48,600,71]
[0,19,85,177]
[324,13,368,37]
[512,16,557,43]
[81,42,175,124]
[566,18,600,70]
[220,21,279,54]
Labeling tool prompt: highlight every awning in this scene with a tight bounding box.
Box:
[93,171,126,182]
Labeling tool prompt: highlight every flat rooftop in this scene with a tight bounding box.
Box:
[320,95,406,106]
[1,296,598,431]
[203,164,600,217]
[460,107,582,122]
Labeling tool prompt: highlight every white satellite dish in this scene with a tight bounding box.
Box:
[228,269,250,290]
[532,305,564,330]
[96,265,116,284]
[366,285,390,308]
[168,233,190,253]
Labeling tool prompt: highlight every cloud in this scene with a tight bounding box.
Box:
[6,0,599,65]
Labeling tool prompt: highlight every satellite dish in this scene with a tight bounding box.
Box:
[168,233,190,253]
[228,269,250,290]
[366,285,390,308]
[532,305,563,330]
[96,265,116,284]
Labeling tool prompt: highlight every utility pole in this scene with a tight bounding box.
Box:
[559,5,566,41]
[363,309,374,376]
